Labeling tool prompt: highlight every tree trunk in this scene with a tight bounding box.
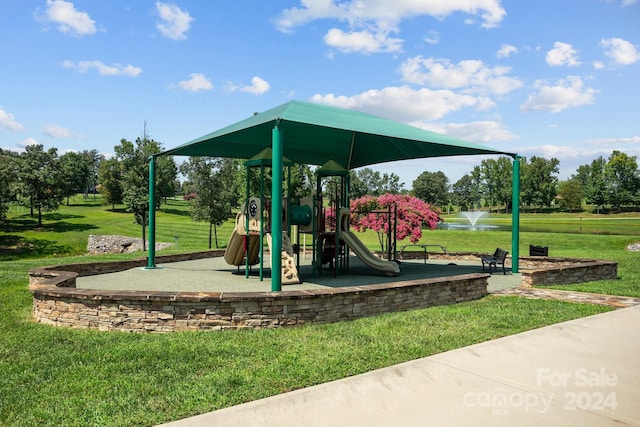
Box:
[214,223,219,248]
[37,206,42,227]
[142,224,146,252]
[208,222,213,249]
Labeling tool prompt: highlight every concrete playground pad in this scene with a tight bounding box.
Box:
[159,305,640,427]
[76,256,521,293]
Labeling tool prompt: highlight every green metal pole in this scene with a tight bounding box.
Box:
[271,125,283,291]
[511,155,521,273]
[146,155,157,269]
[260,164,264,281]
[245,166,250,279]
[315,177,322,274]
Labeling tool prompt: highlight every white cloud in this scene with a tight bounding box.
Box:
[277,0,506,31]
[240,77,271,95]
[38,0,96,37]
[324,27,402,54]
[0,107,24,131]
[622,0,638,6]
[586,136,640,145]
[546,42,581,67]
[310,85,481,122]
[43,124,82,138]
[156,2,193,40]
[399,56,522,95]
[18,137,39,148]
[497,44,517,58]
[63,60,142,77]
[420,121,518,143]
[177,73,213,92]
[518,142,640,178]
[424,30,439,45]
[592,61,605,70]
[520,76,597,113]
[275,0,505,52]
[600,37,640,65]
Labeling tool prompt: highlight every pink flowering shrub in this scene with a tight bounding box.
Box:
[325,194,442,252]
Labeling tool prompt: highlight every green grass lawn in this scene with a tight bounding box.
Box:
[0,197,638,426]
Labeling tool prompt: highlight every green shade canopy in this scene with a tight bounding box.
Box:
[316,159,349,177]
[160,100,515,167]
[243,147,293,167]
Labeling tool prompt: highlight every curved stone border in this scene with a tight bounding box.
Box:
[517,257,618,287]
[29,251,489,332]
[403,252,618,287]
[29,251,618,332]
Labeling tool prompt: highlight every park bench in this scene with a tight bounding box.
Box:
[399,244,447,264]
[481,248,509,275]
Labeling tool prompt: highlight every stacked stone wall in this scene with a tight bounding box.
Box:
[29,252,488,332]
[29,251,617,332]
[401,251,618,287]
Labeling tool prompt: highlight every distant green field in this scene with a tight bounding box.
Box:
[3,195,639,259]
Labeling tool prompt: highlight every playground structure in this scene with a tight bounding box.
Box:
[223,148,311,285]
[312,159,400,277]
[223,153,400,283]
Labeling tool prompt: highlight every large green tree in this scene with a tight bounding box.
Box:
[451,174,474,211]
[181,157,232,248]
[80,149,103,200]
[605,150,639,209]
[98,157,124,210]
[17,144,63,226]
[59,151,90,205]
[348,168,404,198]
[557,179,584,211]
[479,157,512,213]
[575,157,607,213]
[521,156,560,209]
[412,170,449,208]
[0,149,20,222]
[115,128,176,250]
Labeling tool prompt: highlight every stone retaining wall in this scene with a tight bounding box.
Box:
[29,252,488,332]
[29,251,618,332]
[400,251,618,287]
[518,257,618,287]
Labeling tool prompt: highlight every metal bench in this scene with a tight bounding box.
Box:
[399,244,447,264]
[481,248,509,274]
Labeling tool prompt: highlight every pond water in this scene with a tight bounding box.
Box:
[437,220,639,236]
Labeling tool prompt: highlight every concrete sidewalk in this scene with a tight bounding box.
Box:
[159,305,640,427]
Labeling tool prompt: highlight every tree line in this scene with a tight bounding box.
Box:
[2,139,638,246]
[412,151,640,213]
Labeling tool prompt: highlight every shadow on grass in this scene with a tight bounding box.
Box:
[0,235,72,260]
[160,208,192,217]
[14,212,85,221]
[67,201,102,207]
[1,218,98,233]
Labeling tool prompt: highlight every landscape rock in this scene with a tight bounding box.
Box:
[87,235,173,255]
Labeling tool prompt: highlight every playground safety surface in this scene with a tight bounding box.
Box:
[76,256,522,293]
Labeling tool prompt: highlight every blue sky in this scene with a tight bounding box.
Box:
[1,0,639,187]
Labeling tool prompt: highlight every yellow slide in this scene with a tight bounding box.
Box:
[340,230,400,276]
[224,212,260,267]
[338,208,399,276]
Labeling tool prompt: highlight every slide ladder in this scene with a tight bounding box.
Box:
[266,232,300,285]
